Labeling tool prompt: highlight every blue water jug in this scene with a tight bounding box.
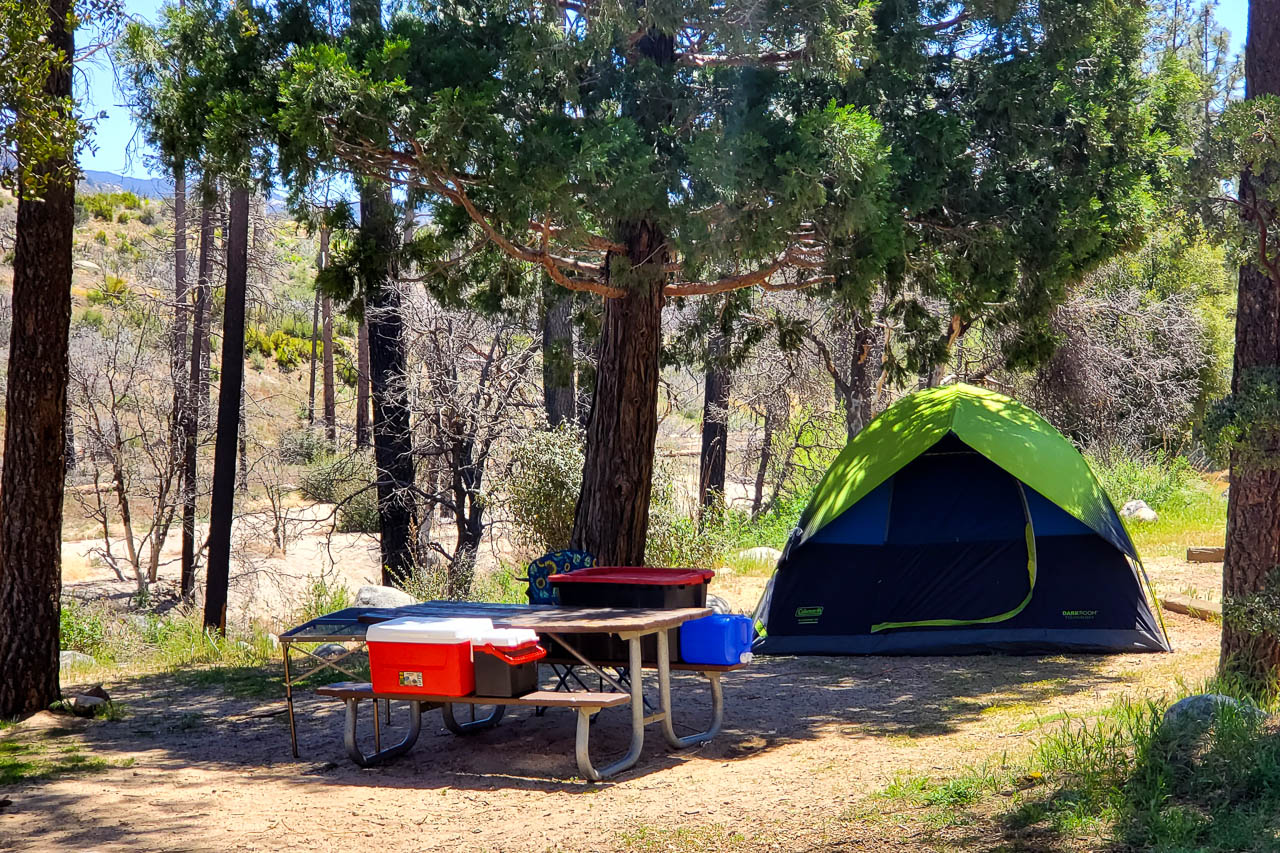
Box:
[679,614,754,665]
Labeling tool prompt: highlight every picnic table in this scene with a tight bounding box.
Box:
[278,601,744,780]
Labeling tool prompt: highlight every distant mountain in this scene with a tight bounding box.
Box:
[78,169,173,199]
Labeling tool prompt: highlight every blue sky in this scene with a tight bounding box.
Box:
[78,0,1252,178]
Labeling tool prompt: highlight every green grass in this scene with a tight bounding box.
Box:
[0,737,134,786]
[877,678,1280,851]
[1084,448,1227,558]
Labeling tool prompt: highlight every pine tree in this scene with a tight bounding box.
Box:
[280,0,1171,563]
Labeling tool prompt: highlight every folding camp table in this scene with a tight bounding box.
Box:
[278,601,743,780]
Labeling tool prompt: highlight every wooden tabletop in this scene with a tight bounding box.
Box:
[280,601,712,641]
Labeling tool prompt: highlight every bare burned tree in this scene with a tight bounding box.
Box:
[405,292,541,597]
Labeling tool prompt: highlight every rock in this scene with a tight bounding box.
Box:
[59,651,95,669]
[707,594,732,615]
[732,547,782,571]
[313,643,349,659]
[1162,694,1265,734]
[1120,500,1158,523]
[353,585,416,609]
[81,684,111,702]
[67,695,107,717]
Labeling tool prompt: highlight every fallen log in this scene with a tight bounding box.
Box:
[1161,593,1221,622]
[1186,546,1225,563]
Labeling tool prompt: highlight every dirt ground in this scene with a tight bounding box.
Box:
[1,555,1223,853]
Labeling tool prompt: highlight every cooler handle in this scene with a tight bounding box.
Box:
[478,643,547,665]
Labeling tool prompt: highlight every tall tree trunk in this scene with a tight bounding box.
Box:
[181,188,214,599]
[570,26,673,566]
[322,295,336,443]
[203,186,249,632]
[571,224,666,565]
[542,278,575,427]
[752,392,786,517]
[360,183,415,584]
[698,331,731,510]
[356,318,371,448]
[171,166,189,437]
[0,0,73,718]
[307,289,320,424]
[319,226,335,443]
[843,317,875,439]
[1220,0,1280,685]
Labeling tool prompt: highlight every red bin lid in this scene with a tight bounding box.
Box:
[548,566,715,585]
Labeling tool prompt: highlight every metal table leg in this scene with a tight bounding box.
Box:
[282,640,299,758]
[574,634,646,781]
[442,702,506,734]
[655,630,724,748]
[343,697,423,767]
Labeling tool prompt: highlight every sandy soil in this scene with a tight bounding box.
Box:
[1,555,1223,853]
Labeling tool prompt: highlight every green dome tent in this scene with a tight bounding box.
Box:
[753,384,1170,655]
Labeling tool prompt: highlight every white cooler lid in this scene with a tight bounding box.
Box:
[366,616,494,644]
[474,627,539,648]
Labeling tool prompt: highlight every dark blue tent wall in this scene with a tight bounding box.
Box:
[755,436,1169,655]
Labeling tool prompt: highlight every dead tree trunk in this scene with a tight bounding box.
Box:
[0,0,74,718]
[542,278,576,427]
[1220,0,1280,685]
[203,186,249,632]
[698,331,731,510]
[359,183,415,584]
[307,289,320,424]
[181,185,214,599]
[356,318,371,448]
[320,228,336,444]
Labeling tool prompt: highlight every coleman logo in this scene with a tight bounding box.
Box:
[795,606,823,624]
[1062,610,1098,621]
[399,671,424,687]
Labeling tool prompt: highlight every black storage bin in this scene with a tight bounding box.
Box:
[549,568,714,664]
[473,643,543,697]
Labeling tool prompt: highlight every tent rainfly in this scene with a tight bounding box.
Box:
[753,384,1171,655]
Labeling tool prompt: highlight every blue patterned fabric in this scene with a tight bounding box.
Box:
[526,549,595,604]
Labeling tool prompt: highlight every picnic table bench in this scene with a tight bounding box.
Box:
[279,601,746,780]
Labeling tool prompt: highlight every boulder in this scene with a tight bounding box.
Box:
[353,585,416,609]
[313,643,349,659]
[59,651,95,669]
[67,694,108,717]
[81,684,111,702]
[733,547,782,571]
[1162,694,1265,734]
[1119,500,1158,523]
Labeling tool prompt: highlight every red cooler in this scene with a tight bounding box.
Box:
[366,617,492,696]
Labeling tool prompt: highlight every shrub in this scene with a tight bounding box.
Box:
[60,599,109,661]
[1086,447,1199,512]
[505,423,584,555]
[137,207,155,226]
[300,453,371,503]
[294,572,352,624]
[336,481,379,534]
[279,427,328,465]
[302,453,380,533]
[75,308,105,331]
[86,275,130,306]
